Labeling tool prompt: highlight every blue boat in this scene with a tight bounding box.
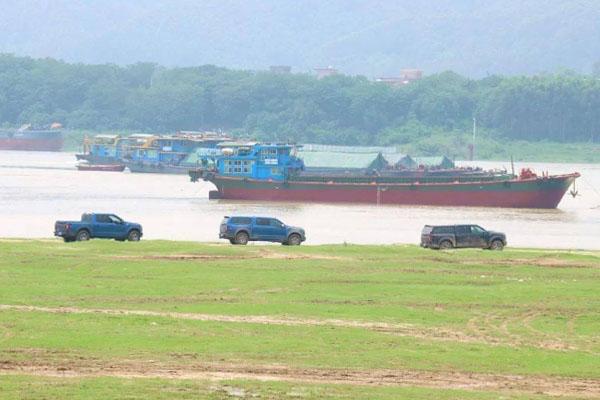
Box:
[124,131,231,174]
[76,134,131,164]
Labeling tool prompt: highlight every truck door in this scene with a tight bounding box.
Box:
[270,219,287,241]
[470,225,488,248]
[108,215,128,238]
[254,218,272,240]
[454,226,471,247]
[94,214,113,238]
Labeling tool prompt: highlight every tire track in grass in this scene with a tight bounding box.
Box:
[1,357,599,398]
[0,304,584,351]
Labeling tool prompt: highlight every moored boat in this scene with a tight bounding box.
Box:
[189,143,580,209]
[76,134,133,164]
[123,131,231,174]
[0,123,63,152]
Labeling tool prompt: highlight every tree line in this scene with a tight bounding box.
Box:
[1,54,599,146]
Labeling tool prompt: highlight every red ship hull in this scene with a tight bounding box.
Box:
[0,137,63,152]
[199,173,580,209]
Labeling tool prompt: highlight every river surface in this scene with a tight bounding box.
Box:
[1,151,599,249]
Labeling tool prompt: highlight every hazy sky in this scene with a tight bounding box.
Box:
[1,0,598,76]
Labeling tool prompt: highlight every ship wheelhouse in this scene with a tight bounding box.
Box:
[85,134,121,158]
[215,143,301,181]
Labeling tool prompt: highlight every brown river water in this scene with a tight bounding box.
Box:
[1,151,599,250]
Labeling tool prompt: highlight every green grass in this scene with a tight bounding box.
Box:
[0,240,599,399]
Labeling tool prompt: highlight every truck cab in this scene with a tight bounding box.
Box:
[219,216,306,245]
[54,213,143,242]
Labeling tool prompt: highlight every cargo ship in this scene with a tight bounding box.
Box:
[0,123,63,151]
[189,143,580,209]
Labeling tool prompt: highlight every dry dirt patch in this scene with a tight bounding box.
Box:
[467,258,598,269]
[111,249,346,262]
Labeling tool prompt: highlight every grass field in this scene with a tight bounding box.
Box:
[0,240,599,399]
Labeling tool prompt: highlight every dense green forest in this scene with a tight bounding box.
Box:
[1,54,599,160]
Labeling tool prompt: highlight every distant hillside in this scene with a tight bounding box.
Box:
[0,0,599,77]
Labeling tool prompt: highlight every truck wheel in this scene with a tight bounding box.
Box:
[127,230,141,242]
[76,230,90,241]
[234,231,249,245]
[439,240,453,250]
[287,233,302,246]
[490,239,504,250]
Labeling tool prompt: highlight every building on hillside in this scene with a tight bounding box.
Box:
[314,66,338,79]
[400,69,423,81]
[375,69,423,87]
[270,65,292,74]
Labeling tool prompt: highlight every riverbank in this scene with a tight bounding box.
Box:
[1,240,599,399]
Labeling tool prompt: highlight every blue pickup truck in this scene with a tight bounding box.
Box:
[220,216,306,245]
[54,213,143,242]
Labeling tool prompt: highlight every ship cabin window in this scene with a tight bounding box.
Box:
[238,147,252,156]
[223,159,253,175]
[260,148,278,159]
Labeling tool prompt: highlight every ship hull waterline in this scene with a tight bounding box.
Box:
[199,174,579,209]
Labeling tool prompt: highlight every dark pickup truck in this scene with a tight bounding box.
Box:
[421,224,506,250]
[54,213,143,242]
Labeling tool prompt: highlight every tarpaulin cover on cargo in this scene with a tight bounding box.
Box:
[298,144,404,170]
[411,156,455,169]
